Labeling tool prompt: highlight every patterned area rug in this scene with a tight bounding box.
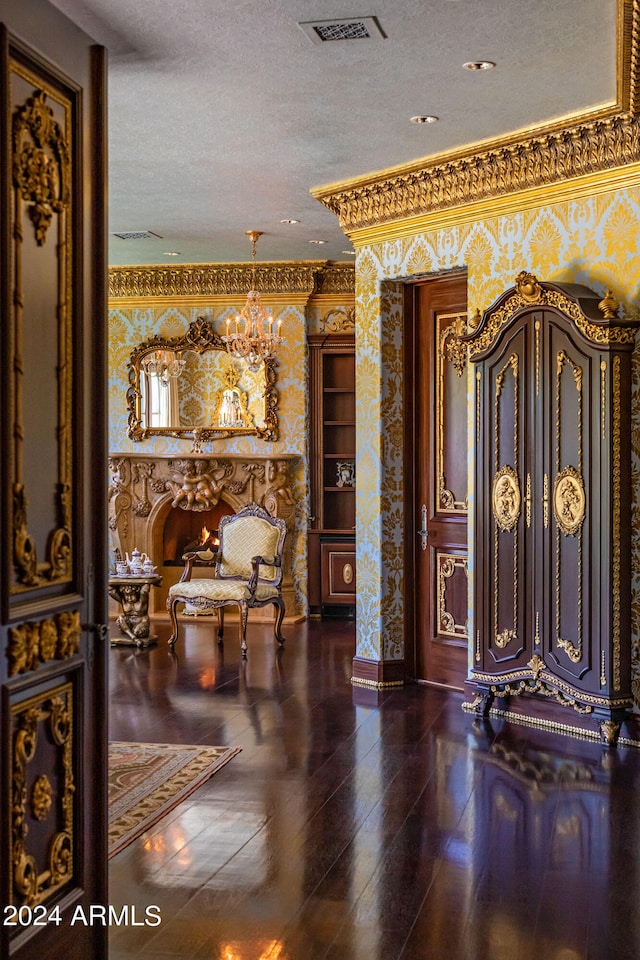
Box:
[108,741,241,858]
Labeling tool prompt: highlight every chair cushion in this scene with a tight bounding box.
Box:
[219,516,281,580]
[169,578,280,603]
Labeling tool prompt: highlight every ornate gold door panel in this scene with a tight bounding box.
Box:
[464,272,637,744]
[1,7,108,958]
[409,273,468,689]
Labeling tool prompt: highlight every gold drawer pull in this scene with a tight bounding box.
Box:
[343,563,354,585]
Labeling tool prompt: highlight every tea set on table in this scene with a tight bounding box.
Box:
[114,548,158,578]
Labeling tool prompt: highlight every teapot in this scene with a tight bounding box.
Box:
[127,548,143,575]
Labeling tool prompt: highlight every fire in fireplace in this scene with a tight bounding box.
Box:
[163,503,233,565]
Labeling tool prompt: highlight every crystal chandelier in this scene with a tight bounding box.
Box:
[141,350,186,385]
[222,230,284,373]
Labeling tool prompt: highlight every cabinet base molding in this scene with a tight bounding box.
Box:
[463,677,632,745]
[351,656,405,688]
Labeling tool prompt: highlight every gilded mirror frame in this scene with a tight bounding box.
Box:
[126,316,279,442]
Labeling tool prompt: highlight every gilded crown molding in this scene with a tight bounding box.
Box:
[619,0,640,112]
[312,0,640,235]
[108,261,354,300]
[313,262,355,295]
[313,113,640,234]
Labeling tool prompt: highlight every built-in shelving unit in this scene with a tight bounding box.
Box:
[308,334,356,616]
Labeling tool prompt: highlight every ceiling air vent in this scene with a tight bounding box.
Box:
[111,230,163,240]
[298,16,386,45]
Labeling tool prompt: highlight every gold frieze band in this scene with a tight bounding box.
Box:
[108,261,351,300]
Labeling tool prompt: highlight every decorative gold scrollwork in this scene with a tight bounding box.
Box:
[321,307,356,333]
[553,466,586,536]
[528,654,546,679]
[495,628,517,648]
[12,89,70,245]
[557,637,582,663]
[11,685,74,907]
[443,315,468,376]
[492,465,521,532]
[514,271,542,303]
[7,611,81,676]
[31,775,53,820]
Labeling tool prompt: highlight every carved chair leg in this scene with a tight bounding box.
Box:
[239,603,249,658]
[273,598,285,645]
[167,597,180,648]
[217,607,224,644]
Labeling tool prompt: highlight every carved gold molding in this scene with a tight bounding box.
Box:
[612,356,622,690]
[11,684,74,907]
[313,262,356,295]
[7,611,82,677]
[437,312,468,513]
[554,466,586,538]
[12,89,70,245]
[313,3,640,235]
[108,261,338,300]
[492,466,521,534]
[555,349,585,665]
[493,353,520,650]
[320,307,356,332]
[468,273,637,359]
[10,64,74,593]
[472,665,632,712]
[437,554,468,640]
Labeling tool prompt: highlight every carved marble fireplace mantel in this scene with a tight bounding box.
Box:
[108,454,299,616]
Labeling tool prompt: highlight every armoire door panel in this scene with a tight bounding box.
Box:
[485,322,531,668]
[544,318,593,687]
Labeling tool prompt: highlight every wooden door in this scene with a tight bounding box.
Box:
[1,4,108,958]
[407,274,468,688]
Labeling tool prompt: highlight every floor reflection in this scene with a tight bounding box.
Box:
[108,619,640,960]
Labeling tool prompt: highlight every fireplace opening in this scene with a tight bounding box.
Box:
[162,502,234,565]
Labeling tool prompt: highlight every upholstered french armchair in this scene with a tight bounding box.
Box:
[167,502,287,657]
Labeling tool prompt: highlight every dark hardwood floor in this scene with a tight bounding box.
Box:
[108,617,640,960]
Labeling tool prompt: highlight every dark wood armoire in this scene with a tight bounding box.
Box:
[464,272,638,743]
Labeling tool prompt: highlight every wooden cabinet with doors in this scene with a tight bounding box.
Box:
[464,272,638,743]
[308,334,356,615]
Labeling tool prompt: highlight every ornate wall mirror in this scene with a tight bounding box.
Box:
[126,316,279,442]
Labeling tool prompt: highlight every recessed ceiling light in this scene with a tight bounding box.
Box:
[163,251,180,256]
[463,60,495,71]
[280,218,300,224]
[342,250,356,256]
[410,115,439,124]
[309,239,327,244]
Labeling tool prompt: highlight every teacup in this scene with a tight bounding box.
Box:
[115,560,129,576]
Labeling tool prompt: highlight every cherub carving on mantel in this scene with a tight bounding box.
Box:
[166,459,231,511]
[264,459,295,506]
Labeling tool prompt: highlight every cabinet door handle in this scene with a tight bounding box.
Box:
[418,504,429,551]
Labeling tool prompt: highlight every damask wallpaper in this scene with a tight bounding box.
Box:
[354,186,640,704]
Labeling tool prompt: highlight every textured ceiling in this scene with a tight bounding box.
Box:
[47,0,617,266]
